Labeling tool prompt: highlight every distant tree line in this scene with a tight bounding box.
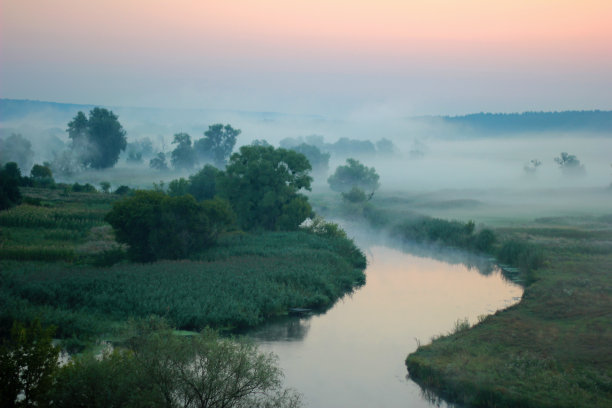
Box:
[439,110,612,134]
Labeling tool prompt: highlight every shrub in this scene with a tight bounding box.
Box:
[105,191,235,261]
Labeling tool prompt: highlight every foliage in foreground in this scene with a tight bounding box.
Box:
[0,319,60,407]
[1,319,301,408]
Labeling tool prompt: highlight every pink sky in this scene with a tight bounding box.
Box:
[2,0,611,115]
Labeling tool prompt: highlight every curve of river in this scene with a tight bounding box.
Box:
[248,231,523,407]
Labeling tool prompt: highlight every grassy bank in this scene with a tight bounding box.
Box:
[405,217,612,408]
[0,188,366,348]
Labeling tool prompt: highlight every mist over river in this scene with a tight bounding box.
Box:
[248,231,523,407]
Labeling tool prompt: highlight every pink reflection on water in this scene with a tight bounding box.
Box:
[254,245,522,408]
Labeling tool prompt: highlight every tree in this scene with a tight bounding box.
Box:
[194,124,240,168]
[67,108,127,169]
[171,133,197,170]
[150,152,169,170]
[188,164,220,201]
[554,152,585,176]
[0,134,35,173]
[105,191,234,261]
[376,138,397,155]
[99,181,111,193]
[523,158,542,175]
[290,143,330,177]
[50,321,302,408]
[328,158,380,194]
[0,319,60,407]
[168,177,190,197]
[218,145,313,231]
[0,162,22,210]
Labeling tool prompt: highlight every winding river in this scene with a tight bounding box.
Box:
[249,230,523,407]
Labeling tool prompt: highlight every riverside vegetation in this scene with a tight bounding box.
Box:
[312,190,611,408]
[405,216,612,408]
[0,146,365,407]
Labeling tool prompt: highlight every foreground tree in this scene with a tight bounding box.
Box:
[328,158,380,194]
[0,319,60,407]
[105,191,234,261]
[218,145,313,230]
[194,124,240,168]
[50,321,301,408]
[67,108,127,169]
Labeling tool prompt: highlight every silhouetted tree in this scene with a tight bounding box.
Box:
[194,124,240,168]
[171,133,197,170]
[328,158,380,194]
[554,152,586,176]
[149,152,169,170]
[67,108,127,169]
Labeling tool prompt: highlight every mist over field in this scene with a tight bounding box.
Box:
[1,100,611,198]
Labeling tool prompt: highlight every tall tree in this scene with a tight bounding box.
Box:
[67,108,127,169]
[218,145,313,230]
[328,158,380,194]
[171,133,197,170]
[194,124,240,168]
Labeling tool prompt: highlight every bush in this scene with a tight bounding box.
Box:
[497,240,544,272]
[105,191,235,261]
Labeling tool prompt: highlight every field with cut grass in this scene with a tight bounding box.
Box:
[405,217,612,408]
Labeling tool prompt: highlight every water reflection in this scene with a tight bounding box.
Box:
[249,317,311,342]
[249,241,522,408]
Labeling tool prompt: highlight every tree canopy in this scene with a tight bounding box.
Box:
[554,152,586,176]
[105,191,234,261]
[171,133,197,170]
[289,143,330,176]
[67,108,127,169]
[194,124,240,168]
[328,158,380,194]
[218,145,313,231]
[0,162,22,210]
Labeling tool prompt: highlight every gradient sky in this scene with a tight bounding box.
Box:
[2,0,611,115]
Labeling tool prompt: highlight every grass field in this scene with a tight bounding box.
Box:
[405,216,612,408]
[0,188,366,350]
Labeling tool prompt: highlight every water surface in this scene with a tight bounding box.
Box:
[250,244,522,407]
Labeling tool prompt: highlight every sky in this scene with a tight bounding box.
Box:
[2,0,612,116]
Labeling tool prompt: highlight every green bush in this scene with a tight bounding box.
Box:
[497,240,544,273]
[105,191,235,262]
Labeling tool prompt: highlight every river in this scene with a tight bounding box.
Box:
[248,232,523,407]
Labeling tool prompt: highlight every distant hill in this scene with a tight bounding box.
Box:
[0,98,320,124]
[431,111,612,134]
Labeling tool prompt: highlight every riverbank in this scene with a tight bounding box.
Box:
[406,216,612,408]
[0,188,366,350]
